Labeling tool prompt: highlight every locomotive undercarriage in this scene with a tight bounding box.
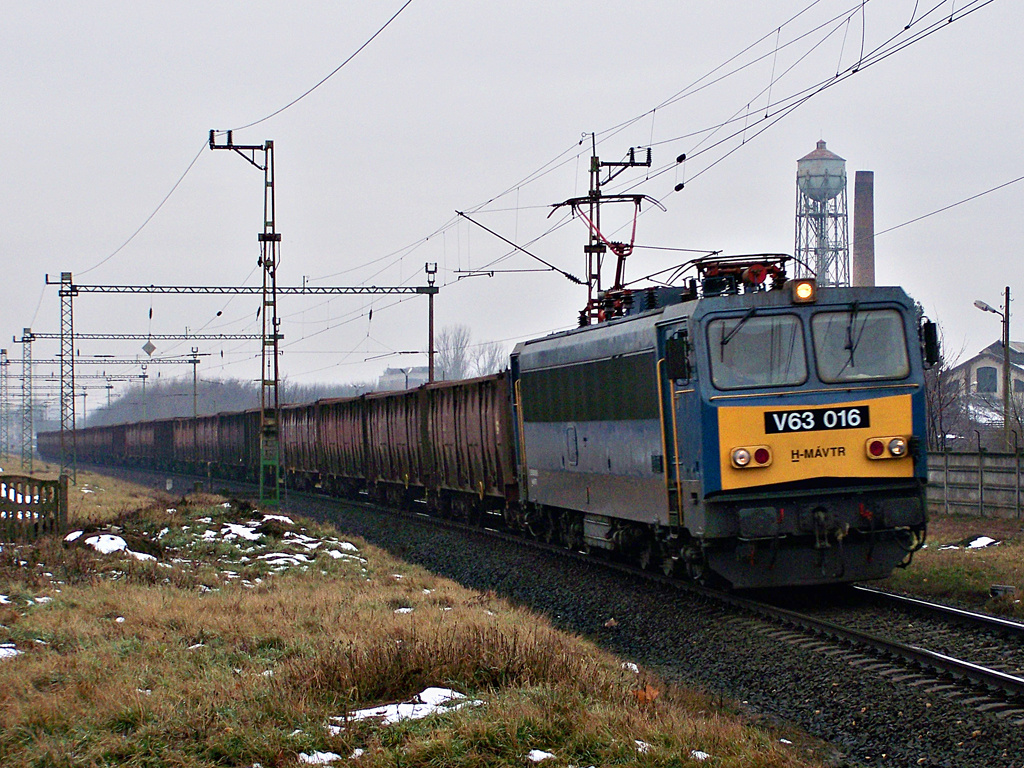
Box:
[696,484,927,589]
[273,469,925,590]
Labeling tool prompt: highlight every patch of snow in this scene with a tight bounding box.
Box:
[259,552,312,566]
[64,530,83,543]
[0,595,9,604]
[940,535,1002,550]
[80,488,94,494]
[166,508,177,514]
[85,534,128,554]
[338,687,480,727]
[337,541,359,552]
[394,608,413,614]
[221,523,262,541]
[527,750,555,762]
[1,643,22,660]
[128,550,156,562]
[348,749,364,760]
[635,740,651,754]
[262,514,294,524]
[690,750,711,761]
[622,662,639,673]
[220,502,231,508]
[286,533,321,550]
[780,738,793,745]
[969,536,999,549]
[115,617,125,623]
[298,751,341,765]
[188,643,205,650]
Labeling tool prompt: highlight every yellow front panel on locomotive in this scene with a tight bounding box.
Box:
[716,394,914,490]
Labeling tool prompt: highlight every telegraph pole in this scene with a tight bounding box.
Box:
[1003,286,1012,452]
[426,263,437,382]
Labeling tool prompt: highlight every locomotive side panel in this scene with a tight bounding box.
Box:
[516,321,671,527]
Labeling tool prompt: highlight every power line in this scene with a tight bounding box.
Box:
[227,0,416,132]
[78,140,208,277]
[877,173,1024,236]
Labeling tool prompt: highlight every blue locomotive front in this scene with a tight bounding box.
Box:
[511,268,935,588]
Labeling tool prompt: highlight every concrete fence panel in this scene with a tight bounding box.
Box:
[927,450,1023,518]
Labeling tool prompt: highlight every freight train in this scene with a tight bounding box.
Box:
[38,256,939,589]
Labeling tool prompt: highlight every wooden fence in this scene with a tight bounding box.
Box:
[0,475,69,542]
[927,450,1023,519]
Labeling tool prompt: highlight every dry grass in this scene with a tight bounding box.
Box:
[0,480,823,768]
[882,512,1024,617]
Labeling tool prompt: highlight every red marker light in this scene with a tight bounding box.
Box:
[869,440,885,457]
[754,448,770,465]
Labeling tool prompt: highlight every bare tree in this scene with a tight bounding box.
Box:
[924,326,967,451]
[472,341,509,377]
[435,324,472,381]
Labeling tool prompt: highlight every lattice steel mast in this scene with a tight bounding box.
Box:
[208,130,282,507]
[59,273,77,480]
[0,349,8,460]
[13,329,34,472]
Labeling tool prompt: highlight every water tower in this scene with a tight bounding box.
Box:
[794,140,849,287]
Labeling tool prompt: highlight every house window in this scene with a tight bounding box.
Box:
[1015,379,1024,393]
[977,366,997,393]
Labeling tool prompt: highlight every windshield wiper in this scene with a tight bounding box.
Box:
[844,301,862,367]
[720,306,757,348]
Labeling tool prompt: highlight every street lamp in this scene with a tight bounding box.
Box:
[974,286,1012,451]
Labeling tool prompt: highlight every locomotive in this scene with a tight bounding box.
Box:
[38,255,938,589]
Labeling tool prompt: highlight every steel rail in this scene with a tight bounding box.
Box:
[852,584,1024,636]
[718,590,1024,702]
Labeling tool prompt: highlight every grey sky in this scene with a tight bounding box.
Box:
[2,0,1018,398]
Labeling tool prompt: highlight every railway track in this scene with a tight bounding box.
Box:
[381,502,1024,721]
[326,495,1024,721]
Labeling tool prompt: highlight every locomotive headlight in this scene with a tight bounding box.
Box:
[731,446,772,468]
[731,447,752,467]
[866,436,909,459]
[790,278,817,304]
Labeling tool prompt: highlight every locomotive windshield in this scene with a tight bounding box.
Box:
[812,307,910,383]
[707,313,807,389]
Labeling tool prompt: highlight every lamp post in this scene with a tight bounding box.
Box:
[974,285,1012,451]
